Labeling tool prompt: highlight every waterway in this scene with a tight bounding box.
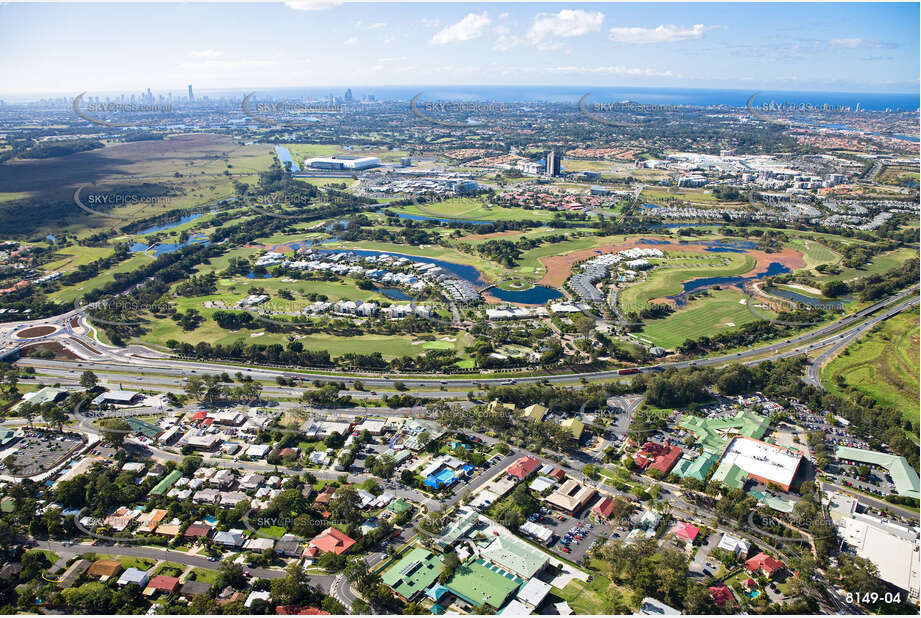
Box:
[129,233,210,256]
[274,145,301,172]
[490,285,562,305]
[764,286,847,310]
[379,287,412,300]
[137,213,204,235]
[669,261,790,306]
[312,248,486,286]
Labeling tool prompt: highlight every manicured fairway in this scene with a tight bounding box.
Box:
[392,197,555,222]
[821,310,920,425]
[618,252,755,309]
[785,237,840,270]
[639,288,775,349]
[812,247,918,283]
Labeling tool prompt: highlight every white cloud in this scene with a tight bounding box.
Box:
[284,0,343,11]
[547,65,678,78]
[179,59,280,73]
[367,22,387,30]
[431,12,491,45]
[828,37,894,49]
[420,18,441,29]
[608,24,719,44]
[829,37,868,48]
[526,10,604,44]
[188,50,222,58]
[343,36,358,46]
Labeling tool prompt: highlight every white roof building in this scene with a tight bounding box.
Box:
[839,513,920,601]
[717,533,751,557]
[516,578,551,609]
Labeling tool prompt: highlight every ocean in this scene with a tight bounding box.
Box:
[242,85,918,112]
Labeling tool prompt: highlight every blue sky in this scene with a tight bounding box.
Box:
[1,2,918,97]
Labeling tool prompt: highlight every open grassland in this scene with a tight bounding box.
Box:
[141,306,428,359]
[821,310,920,425]
[878,165,920,186]
[42,245,115,272]
[559,159,615,172]
[293,177,359,189]
[618,251,755,309]
[391,197,556,222]
[285,144,409,164]
[638,288,775,349]
[642,186,721,205]
[48,253,155,303]
[0,134,274,237]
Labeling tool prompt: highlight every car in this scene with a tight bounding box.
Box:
[561,547,570,553]
[243,570,251,577]
[208,557,217,562]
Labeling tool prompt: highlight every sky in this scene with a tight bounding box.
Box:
[0,2,918,97]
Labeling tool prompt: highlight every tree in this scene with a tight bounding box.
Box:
[99,419,131,447]
[329,486,362,525]
[270,563,315,606]
[184,376,205,401]
[80,370,100,389]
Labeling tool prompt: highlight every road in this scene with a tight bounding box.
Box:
[4,285,918,391]
[40,540,338,586]
[803,293,920,388]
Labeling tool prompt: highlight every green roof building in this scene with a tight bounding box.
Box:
[149,469,182,496]
[675,452,718,482]
[381,547,444,602]
[13,386,67,411]
[711,462,749,490]
[387,498,413,515]
[444,558,521,610]
[124,417,163,439]
[679,409,770,455]
[835,446,920,500]
[435,508,480,550]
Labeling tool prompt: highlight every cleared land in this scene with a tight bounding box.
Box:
[821,310,920,425]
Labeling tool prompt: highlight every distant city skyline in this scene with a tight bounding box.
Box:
[0,2,918,97]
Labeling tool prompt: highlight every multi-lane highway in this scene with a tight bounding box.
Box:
[4,285,917,392]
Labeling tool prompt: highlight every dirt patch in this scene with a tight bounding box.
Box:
[15,325,57,338]
[20,341,80,360]
[538,238,805,287]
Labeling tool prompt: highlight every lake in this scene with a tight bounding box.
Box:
[490,285,562,305]
[669,261,791,306]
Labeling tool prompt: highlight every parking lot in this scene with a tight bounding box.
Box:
[529,505,611,565]
[0,431,84,477]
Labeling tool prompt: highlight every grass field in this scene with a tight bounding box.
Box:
[49,253,155,303]
[0,134,274,237]
[391,197,555,222]
[618,252,755,309]
[785,237,840,270]
[639,288,775,349]
[284,144,409,164]
[642,186,723,205]
[821,310,920,425]
[812,247,918,283]
[552,574,630,614]
[513,237,601,278]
